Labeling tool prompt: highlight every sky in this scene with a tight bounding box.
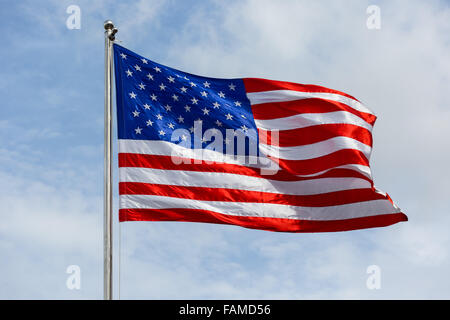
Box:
[0,0,449,299]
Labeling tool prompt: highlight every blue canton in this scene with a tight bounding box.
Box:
[113,44,258,156]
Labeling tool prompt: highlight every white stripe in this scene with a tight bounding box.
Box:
[246,90,374,116]
[295,164,372,179]
[119,167,372,196]
[120,194,399,221]
[254,111,373,131]
[259,136,372,161]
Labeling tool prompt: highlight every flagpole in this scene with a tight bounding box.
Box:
[104,20,117,300]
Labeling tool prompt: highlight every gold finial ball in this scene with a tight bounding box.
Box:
[104,20,114,30]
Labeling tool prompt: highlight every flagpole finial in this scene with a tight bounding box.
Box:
[104,20,118,40]
[104,20,114,29]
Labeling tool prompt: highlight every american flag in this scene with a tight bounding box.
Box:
[114,44,407,232]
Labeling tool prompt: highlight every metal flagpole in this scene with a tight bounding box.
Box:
[103,20,117,300]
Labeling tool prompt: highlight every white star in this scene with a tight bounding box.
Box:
[141,58,148,64]
[218,91,225,98]
[189,126,194,133]
[181,134,188,141]
[229,83,236,91]
[177,116,184,123]
[225,113,233,120]
[134,65,141,72]
[190,82,197,87]
[203,81,211,88]
[154,66,161,73]
[126,69,133,77]
[234,101,242,107]
[201,91,208,97]
[159,83,166,91]
[167,76,175,83]
[156,114,163,120]
[135,127,142,134]
[184,105,191,112]
[241,125,248,132]
[184,76,190,81]
[132,110,140,117]
[129,92,137,99]
[172,94,179,101]
[215,120,222,127]
[120,53,127,59]
[168,123,175,129]
[212,102,220,109]
[180,87,187,93]
[146,73,154,80]
[241,114,247,119]
[138,83,146,90]
[146,119,153,126]
[191,97,198,105]
[224,137,231,145]
[159,130,166,136]
[164,104,172,112]
[143,103,151,110]
[150,94,157,101]
[202,108,210,115]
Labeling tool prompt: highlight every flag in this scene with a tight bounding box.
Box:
[113,43,407,232]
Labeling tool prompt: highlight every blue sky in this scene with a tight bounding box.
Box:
[0,0,449,299]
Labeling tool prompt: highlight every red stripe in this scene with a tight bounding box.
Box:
[119,153,373,183]
[258,123,373,147]
[119,208,408,233]
[119,182,385,207]
[251,98,376,126]
[272,149,370,175]
[243,78,359,102]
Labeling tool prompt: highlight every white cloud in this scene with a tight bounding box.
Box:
[0,169,102,299]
